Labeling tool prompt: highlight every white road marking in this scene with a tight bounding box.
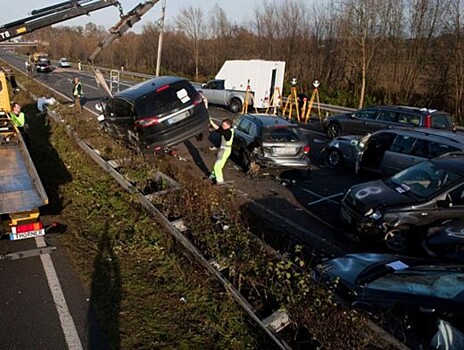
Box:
[303,188,344,205]
[35,236,83,350]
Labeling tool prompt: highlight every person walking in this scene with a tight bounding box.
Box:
[72,77,83,113]
[77,60,82,71]
[208,118,234,185]
[9,102,29,146]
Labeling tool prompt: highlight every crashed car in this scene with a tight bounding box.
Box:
[323,128,464,176]
[316,252,464,350]
[231,114,311,174]
[340,154,464,251]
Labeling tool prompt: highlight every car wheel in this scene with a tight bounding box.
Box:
[229,98,242,114]
[326,123,342,139]
[384,226,410,252]
[326,148,343,168]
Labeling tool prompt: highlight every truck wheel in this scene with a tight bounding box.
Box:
[229,98,242,114]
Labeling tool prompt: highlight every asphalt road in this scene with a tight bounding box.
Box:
[0,51,384,348]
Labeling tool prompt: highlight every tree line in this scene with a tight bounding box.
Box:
[21,0,464,124]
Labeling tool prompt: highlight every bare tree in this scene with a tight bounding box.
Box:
[175,6,206,81]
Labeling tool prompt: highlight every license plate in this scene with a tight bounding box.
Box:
[340,207,351,224]
[273,147,296,155]
[10,229,45,241]
[167,111,189,125]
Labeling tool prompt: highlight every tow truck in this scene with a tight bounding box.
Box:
[0,0,159,242]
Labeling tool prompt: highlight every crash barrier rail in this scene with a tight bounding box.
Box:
[8,60,410,350]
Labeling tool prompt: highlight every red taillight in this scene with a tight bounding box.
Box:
[13,221,43,234]
[135,116,160,128]
[424,115,431,128]
[193,93,203,106]
[156,85,170,93]
[303,145,310,154]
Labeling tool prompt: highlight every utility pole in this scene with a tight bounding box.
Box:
[155,0,167,77]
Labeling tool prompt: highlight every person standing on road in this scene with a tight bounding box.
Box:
[9,102,29,146]
[72,77,83,113]
[208,118,234,185]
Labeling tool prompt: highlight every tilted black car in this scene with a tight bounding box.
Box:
[324,105,454,139]
[99,76,208,152]
[231,114,311,173]
[340,155,464,251]
[317,253,464,349]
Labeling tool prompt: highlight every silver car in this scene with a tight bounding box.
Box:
[232,114,311,173]
[323,128,464,176]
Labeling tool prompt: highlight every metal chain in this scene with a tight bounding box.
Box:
[116,1,124,18]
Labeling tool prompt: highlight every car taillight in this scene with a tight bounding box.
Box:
[193,93,203,106]
[13,221,43,234]
[304,145,310,154]
[156,85,169,93]
[424,115,431,128]
[135,117,160,128]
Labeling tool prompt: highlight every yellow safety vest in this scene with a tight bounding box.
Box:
[10,112,25,127]
[221,128,234,148]
[73,82,83,96]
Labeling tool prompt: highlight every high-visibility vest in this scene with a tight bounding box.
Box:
[10,112,25,127]
[73,82,83,97]
[220,128,234,149]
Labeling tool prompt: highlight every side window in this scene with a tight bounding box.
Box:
[389,135,416,154]
[248,122,258,137]
[377,111,398,122]
[398,113,420,126]
[410,139,428,157]
[429,142,461,158]
[449,185,464,206]
[355,109,377,120]
[431,114,452,129]
[237,119,251,134]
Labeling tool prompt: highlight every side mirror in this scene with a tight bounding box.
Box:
[350,114,356,119]
[202,83,206,88]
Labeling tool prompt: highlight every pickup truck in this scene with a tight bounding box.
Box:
[194,79,253,113]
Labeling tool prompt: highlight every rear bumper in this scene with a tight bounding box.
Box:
[257,156,311,169]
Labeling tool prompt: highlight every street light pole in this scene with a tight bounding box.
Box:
[155,0,167,77]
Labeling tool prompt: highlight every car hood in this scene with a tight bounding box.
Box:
[321,253,400,285]
[346,179,416,212]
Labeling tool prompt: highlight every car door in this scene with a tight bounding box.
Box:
[345,108,379,135]
[433,183,464,223]
[232,118,253,155]
[201,80,225,105]
[359,131,396,173]
[380,135,427,176]
[373,110,400,132]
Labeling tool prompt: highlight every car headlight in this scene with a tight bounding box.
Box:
[365,209,382,220]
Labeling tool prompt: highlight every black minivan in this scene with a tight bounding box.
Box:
[100,76,208,152]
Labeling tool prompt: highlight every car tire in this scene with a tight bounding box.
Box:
[229,98,242,114]
[326,148,343,168]
[384,226,410,252]
[326,123,342,139]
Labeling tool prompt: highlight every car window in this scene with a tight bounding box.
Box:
[262,126,302,142]
[389,135,416,154]
[429,142,462,158]
[367,269,464,299]
[377,111,398,122]
[449,185,464,206]
[410,139,428,157]
[237,118,252,134]
[248,122,258,137]
[431,114,453,129]
[398,113,420,126]
[106,98,133,119]
[388,161,461,198]
[355,109,377,120]
[135,81,196,118]
[206,80,224,89]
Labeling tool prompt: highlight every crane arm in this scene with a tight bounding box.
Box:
[0,0,120,42]
[87,0,159,64]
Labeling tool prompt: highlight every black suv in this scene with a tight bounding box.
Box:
[231,114,311,172]
[324,105,454,139]
[100,76,208,152]
[340,154,464,251]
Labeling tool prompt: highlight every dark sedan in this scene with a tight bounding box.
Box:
[317,253,464,349]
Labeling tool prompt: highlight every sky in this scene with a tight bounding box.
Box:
[0,0,265,33]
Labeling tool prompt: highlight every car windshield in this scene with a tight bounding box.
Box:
[262,126,302,142]
[387,160,461,198]
[367,266,464,300]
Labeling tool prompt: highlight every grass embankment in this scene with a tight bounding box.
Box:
[12,72,398,350]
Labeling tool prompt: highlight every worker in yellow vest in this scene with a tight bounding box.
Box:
[208,118,234,185]
[72,77,83,113]
[10,102,29,146]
